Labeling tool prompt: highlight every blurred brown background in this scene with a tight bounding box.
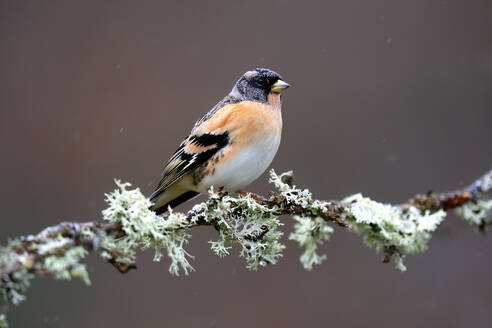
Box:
[1,0,492,327]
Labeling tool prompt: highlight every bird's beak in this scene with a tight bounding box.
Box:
[271,79,291,93]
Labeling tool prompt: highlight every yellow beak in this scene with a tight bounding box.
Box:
[271,79,291,93]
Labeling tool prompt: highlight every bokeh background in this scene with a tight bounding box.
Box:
[1,0,492,327]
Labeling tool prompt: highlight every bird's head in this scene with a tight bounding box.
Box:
[230,68,290,103]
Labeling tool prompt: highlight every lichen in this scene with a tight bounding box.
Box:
[270,170,335,270]
[289,216,333,270]
[35,236,71,255]
[269,170,317,210]
[343,193,446,271]
[203,191,285,270]
[0,314,8,328]
[208,240,231,258]
[456,170,492,225]
[0,234,91,309]
[456,199,492,225]
[0,268,33,306]
[269,170,294,193]
[0,244,35,306]
[102,180,194,275]
[480,172,492,192]
[42,247,90,285]
[1,169,490,327]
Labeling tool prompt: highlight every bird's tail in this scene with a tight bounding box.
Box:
[149,185,199,215]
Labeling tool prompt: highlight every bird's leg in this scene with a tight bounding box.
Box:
[236,190,267,203]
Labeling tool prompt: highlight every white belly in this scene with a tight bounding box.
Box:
[198,134,281,193]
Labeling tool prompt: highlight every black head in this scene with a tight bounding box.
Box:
[229,68,290,103]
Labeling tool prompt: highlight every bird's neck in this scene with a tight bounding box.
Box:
[267,93,282,111]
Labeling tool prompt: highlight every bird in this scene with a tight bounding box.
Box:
[149,68,290,214]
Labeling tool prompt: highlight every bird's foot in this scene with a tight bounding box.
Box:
[236,190,267,203]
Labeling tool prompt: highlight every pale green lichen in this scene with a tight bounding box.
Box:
[42,247,90,285]
[0,314,8,328]
[269,170,319,210]
[289,216,333,270]
[35,236,72,255]
[456,171,492,225]
[102,180,194,275]
[343,193,446,271]
[456,199,492,225]
[480,172,492,192]
[208,240,231,258]
[99,236,135,266]
[0,241,35,306]
[392,253,406,272]
[0,266,33,306]
[270,170,335,270]
[202,191,285,270]
[1,170,490,328]
[0,235,91,309]
[269,170,294,193]
[30,233,91,285]
[269,169,449,271]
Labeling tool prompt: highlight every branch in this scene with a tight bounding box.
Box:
[1,168,491,327]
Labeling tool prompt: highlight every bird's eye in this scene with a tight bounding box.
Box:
[256,77,267,87]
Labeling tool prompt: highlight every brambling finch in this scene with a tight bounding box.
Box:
[149,68,290,214]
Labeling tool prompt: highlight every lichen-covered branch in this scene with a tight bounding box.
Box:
[1,168,491,327]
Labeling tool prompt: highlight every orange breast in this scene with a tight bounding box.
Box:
[191,97,283,189]
[194,99,282,143]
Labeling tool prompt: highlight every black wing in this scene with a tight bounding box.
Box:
[149,132,229,202]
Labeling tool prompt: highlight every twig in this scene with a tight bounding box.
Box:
[0,168,491,326]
